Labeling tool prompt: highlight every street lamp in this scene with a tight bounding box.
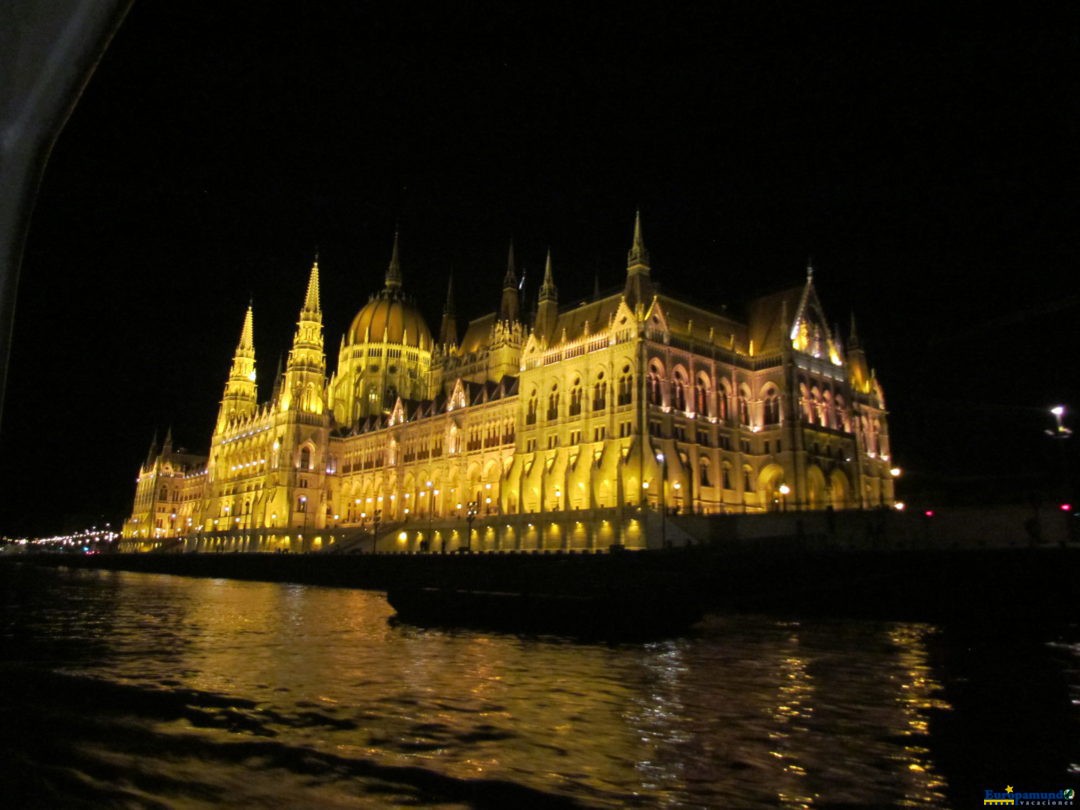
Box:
[1047,405,1074,540]
[778,483,790,512]
[465,500,479,552]
[656,452,666,547]
[425,480,434,552]
[370,508,382,554]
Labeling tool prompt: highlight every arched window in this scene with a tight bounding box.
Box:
[672,367,688,412]
[718,382,730,421]
[526,390,538,425]
[569,378,583,416]
[823,390,834,429]
[299,446,312,470]
[763,388,781,426]
[721,463,733,490]
[836,395,851,433]
[695,372,711,417]
[593,372,606,411]
[547,383,560,420]
[617,365,633,406]
[800,382,813,423]
[738,386,751,426]
[811,387,826,427]
[699,456,712,487]
[647,360,665,407]
[743,466,754,492]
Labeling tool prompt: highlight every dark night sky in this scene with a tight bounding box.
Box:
[2,3,1078,534]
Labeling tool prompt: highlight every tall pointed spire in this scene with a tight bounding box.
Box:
[627,208,650,271]
[303,255,321,313]
[282,258,326,413]
[534,249,559,342]
[539,248,557,303]
[624,209,654,311]
[849,312,860,349]
[499,241,520,323]
[238,302,254,353]
[162,426,173,455]
[219,304,258,426]
[439,273,458,346]
[503,240,517,287]
[385,230,402,291]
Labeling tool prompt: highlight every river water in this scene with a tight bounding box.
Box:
[0,563,1076,808]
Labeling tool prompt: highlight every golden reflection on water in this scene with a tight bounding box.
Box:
[55,571,956,808]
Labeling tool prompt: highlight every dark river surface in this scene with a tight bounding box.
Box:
[0,563,1076,808]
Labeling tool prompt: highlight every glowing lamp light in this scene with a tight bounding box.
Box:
[894,501,906,511]
[1061,503,1072,512]
[924,510,935,518]
[778,484,791,496]
[890,467,902,478]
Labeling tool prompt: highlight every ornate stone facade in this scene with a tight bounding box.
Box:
[122,214,894,552]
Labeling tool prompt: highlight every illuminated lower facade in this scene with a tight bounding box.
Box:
[121,214,895,552]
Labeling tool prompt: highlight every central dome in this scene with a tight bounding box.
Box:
[346,291,433,350]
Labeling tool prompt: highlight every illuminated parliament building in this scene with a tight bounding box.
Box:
[122,214,894,552]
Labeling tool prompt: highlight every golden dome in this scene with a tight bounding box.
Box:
[346,292,433,350]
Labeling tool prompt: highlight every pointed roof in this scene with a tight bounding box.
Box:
[539,249,557,302]
[627,208,650,273]
[442,272,455,315]
[439,273,458,346]
[303,256,321,313]
[237,303,254,352]
[624,210,654,311]
[385,230,402,291]
[503,240,518,288]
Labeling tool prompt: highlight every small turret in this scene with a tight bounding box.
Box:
[281,258,326,414]
[219,304,258,425]
[623,209,654,311]
[499,240,520,324]
[534,249,558,343]
[439,273,458,346]
[385,230,402,292]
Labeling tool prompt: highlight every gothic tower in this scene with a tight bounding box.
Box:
[218,304,258,429]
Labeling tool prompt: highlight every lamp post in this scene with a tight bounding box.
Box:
[425,480,433,553]
[371,508,382,554]
[465,500,478,552]
[1047,405,1073,541]
[778,483,790,513]
[656,452,666,548]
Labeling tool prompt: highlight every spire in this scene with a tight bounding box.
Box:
[627,208,650,273]
[385,230,402,291]
[624,209,654,311]
[849,312,861,350]
[238,303,254,353]
[499,241,520,323]
[534,249,559,342]
[145,429,158,465]
[303,255,321,313]
[539,248,557,302]
[806,256,814,281]
[440,273,458,346]
[503,240,517,288]
[271,354,284,403]
[162,426,173,455]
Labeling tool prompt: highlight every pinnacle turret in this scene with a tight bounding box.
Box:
[499,241,520,323]
[627,208,650,272]
[303,256,321,314]
[385,231,402,291]
[238,303,254,353]
[439,273,458,346]
[539,248,557,303]
[623,210,654,311]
